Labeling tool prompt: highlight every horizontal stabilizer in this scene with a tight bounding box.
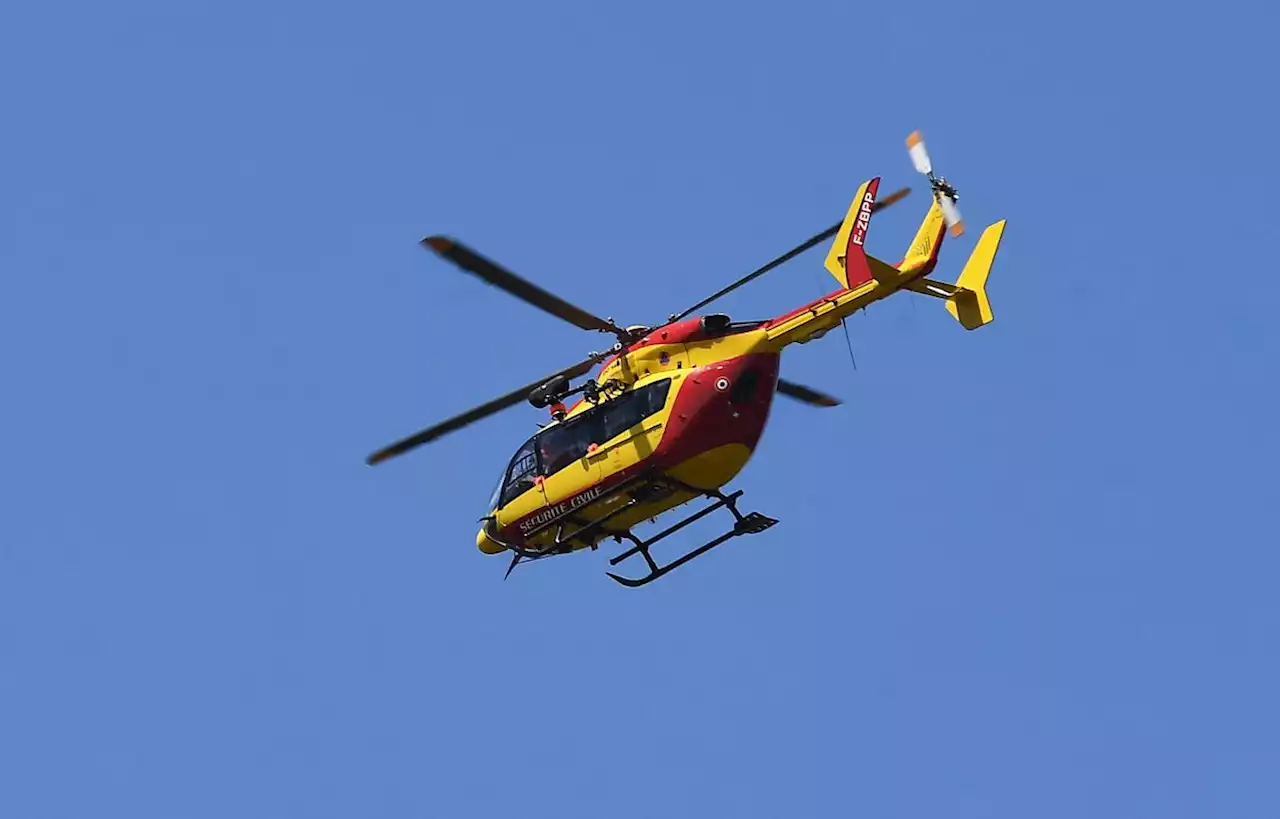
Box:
[904,220,1007,330]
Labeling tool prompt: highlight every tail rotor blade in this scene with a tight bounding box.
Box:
[906,130,932,175]
[938,195,965,237]
[907,129,966,237]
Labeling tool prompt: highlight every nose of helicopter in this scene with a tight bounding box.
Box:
[476,524,505,555]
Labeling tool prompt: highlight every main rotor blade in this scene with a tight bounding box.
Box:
[776,378,841,407]
[670,187,911,322]
[875,185,912,212]
[423,236,623,336]
[366,354,603,466]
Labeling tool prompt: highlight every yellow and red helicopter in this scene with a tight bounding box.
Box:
[368,131,1007,587]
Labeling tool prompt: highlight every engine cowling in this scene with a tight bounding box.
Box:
[528,374,570,408]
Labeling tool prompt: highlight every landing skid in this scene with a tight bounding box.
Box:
[605,486,777,588]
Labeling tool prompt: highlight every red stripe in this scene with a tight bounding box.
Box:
[843,176,880,288]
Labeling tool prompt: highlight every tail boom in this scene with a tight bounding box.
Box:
[897,198,948,278]
[763,272,902,348]
[766,217,1007,347]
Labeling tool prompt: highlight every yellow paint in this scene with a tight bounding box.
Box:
[512,442,755,555]
[763,276,886,349]
[476,526,505,555]
[487,369,687,555]
[666,443,754,489]
[605,341,691,383]
[538,450,602,517]
[592,326,770,387]
[770,198,1007,349]
[945,220,1006,330]
[594,372,679,476]
[899,199,947,275]
[684,327,767,369]
[494,483,546,531]
[588,488,700,546]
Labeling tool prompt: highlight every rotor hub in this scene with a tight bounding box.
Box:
[930,175,958,200]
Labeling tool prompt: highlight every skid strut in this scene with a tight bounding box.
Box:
[605,486,777,588]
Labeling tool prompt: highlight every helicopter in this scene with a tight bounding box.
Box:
[367,131,1008,587]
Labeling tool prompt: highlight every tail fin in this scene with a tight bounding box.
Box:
[823,177,880,289]
[898,198,948,275]
[945,220,1007,330]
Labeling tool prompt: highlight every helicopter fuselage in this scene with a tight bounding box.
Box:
[477,267,905,558]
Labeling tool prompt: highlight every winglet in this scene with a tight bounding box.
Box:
[945,220,1006,330]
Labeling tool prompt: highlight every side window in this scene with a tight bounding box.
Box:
[533,379,673,480]
[599,378,672,443]
[500,438,539,506]
[536,415,597,478]
[728,368,760,404]
[642,377,672,414]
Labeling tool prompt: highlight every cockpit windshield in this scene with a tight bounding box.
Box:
[493,435,538,509]
[487,472,504,511]
[489,377,672,509]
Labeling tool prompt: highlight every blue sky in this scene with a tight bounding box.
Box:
[2,0,1277,816]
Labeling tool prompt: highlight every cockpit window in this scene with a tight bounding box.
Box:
[490,378,674,508]
[536,420,592,477]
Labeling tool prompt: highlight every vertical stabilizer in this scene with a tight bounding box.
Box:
[822,177,880,289]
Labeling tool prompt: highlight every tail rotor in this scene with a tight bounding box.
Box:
[906,130,965,238]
